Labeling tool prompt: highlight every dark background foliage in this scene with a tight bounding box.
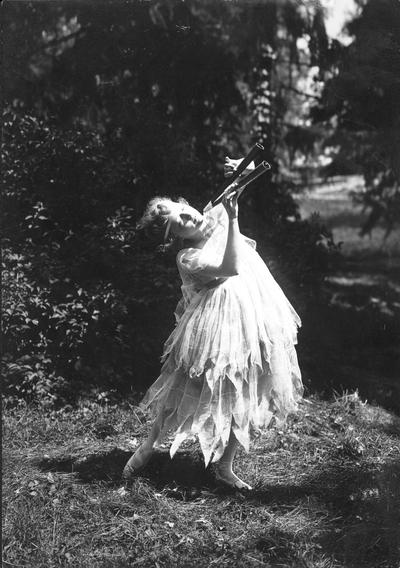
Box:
[2,0,399,409]
[312,0,400,236]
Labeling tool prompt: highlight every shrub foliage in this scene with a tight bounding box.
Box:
[2,2,336,404]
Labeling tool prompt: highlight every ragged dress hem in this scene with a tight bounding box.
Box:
[141,341,303,467]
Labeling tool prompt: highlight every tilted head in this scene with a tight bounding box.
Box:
[137,197,205,245]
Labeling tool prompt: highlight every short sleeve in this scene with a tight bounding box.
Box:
[177,248,205,275]
[177,248,203,274]
[177,248,216,285]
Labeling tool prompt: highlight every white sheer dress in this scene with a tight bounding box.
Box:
[141,204,303,465]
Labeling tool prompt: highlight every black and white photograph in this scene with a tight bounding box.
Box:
[2,0,400,566]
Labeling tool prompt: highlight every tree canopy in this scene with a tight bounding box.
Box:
[313,0,400,235]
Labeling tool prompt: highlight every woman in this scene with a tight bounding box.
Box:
[123,161,302,490]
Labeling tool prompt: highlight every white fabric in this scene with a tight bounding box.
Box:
[141,204,303,465]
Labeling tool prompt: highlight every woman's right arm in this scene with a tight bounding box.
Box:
[200,194,241,278]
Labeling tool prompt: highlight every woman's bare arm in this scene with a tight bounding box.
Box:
[200,194,241,278]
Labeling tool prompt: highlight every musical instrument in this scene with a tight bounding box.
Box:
[212,143,271,206]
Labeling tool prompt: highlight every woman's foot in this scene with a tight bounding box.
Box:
[122,443,153,481]
[215,463,252,491]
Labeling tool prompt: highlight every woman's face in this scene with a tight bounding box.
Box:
[165,202,204,241]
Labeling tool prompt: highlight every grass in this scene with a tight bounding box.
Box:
[3,393,400,567]
[295,176,400,260]
[295,175,400,413]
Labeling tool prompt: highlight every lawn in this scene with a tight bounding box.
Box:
[295,175,400,260]
[2,393,400,568]
[295,175,400,414]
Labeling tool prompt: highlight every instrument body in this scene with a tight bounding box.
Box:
[212,143,271,206]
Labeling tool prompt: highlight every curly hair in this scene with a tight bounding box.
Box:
[136,196,189,250]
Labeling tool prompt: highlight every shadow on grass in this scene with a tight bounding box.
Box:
[248,458,400,567]
[36,448,217,493]
[35,444,400,565]
[37,447,300,499]
[318,459,400,568]
[36,447,129,485]
[300,292,400,414]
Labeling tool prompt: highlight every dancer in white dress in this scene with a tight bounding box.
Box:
[123,160,303,490]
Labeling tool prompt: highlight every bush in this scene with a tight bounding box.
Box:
[2,111,181,405]
[2,110,336,406]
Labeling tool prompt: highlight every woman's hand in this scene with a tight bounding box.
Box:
[222,192,239,219]
[224,156,255,178]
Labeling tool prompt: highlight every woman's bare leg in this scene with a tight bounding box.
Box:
[215,429,252,490]
[122,413,165,480]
